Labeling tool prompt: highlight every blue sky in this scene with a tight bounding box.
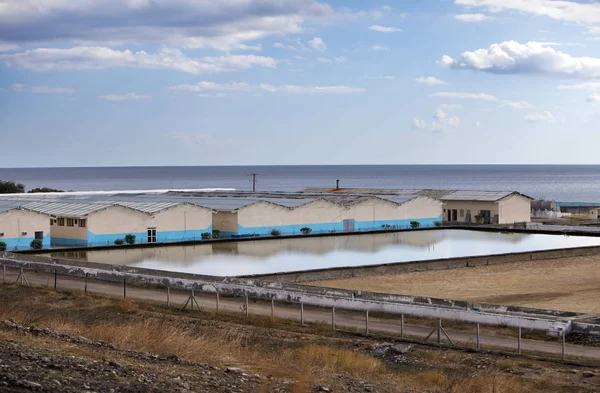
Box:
[1,0,600,167]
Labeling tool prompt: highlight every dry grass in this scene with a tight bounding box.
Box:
[0,284,583,392]
[307,254,600,313]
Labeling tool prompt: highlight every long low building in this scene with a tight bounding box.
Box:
[0,187,531,248]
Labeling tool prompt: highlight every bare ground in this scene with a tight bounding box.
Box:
[2,285,600,392]
[307,255,600,314]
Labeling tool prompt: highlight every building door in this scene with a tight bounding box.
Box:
[479,210,491,224]
[343,219,355,232]
[147,228,157,243]
[34,231,43,240]
[452,209,458,221]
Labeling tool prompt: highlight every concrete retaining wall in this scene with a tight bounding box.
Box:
[247,244,600,283]
[0,254,574,336]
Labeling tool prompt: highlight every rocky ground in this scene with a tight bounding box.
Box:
[2,285,600,392]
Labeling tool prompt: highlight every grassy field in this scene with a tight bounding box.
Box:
[307,255,600,314]
[1,284,599,392]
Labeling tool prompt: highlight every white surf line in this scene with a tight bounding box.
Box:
[0,188,237,197]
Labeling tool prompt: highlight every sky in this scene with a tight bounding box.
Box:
[1,0,600,167]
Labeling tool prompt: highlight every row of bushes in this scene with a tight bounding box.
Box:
[0,239,43,251]
[270,227,312,237]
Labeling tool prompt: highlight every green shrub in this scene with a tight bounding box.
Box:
[30,239,43,250]
[212,230,221,239]
[434,221,442,227]
[201,232,211,240]
[124,234,136,245]
[270,229,281,236]
[300,227,312,235]
[410,221,420,229]
[0,241,6,251]
[114,238,125,245]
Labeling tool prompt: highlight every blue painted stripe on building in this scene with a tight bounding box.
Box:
[236,215,443,237]
[53,227,213,247]
[0,234,51,251]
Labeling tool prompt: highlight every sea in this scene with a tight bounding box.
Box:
[1,165,600,203]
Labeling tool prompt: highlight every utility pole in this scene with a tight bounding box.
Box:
[250,173,257,192]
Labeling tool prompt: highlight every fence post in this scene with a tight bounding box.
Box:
[401,314,404,338]
[518,326,522,355]
[245,295,249,317]
[300,302,304,326]
[270,297,275,319]
[476,323,480,350]
[365,310,369,335]
[562,331,566,361]
[123,278,126,299]
[215,292,219,313]
[332,306,336,330]
[167,287,171,307]
[437,318,442,344]
[2,264,5,283]
[84,273,88,294]
[54,269,57,290]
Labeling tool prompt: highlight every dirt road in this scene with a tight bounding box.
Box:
[5,268,600,361]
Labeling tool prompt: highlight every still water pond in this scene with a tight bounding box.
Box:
[50,230,600,277]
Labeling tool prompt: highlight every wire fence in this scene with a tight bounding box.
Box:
[0,262,584,364]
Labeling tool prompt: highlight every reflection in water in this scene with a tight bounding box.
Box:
[50,230,600,277]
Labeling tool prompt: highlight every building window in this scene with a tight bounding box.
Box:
[79,219,86,228]
[460,209,464,218]
[58,218,65,226]
[67,218,74,227]
[50,219,53,226]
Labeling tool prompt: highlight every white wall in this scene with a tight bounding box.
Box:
[498,194,532,224]
[0,209,50,242]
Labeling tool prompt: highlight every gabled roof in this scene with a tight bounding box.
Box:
[441,190,533,202]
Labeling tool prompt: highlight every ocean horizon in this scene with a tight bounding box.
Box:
[1,165,600,203]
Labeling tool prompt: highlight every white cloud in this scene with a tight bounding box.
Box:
[499,101,534,109]
[0,43,18,52]
[414,107,461,132]
[0,0,342,52]
[415,76,447,86]
[524,111,554,122]
[587,93,600,103]
[455,0,600,27]
[273,43,286,48]
[371,45,390,51]
[308,37,327,51]
[169,82,251,92]
[259,84,365,94]
[0,47,277,74]
[591,27,600,34]
[413,119,427,129]
[431,92,498,101]
[439,41,600,79]
[453,13,494,22]
[369,25,402,32]
[439,103,462,110]
[557,82,600,90]
[170,82,366,95]
[317,56,347,63]
[10,83,75,93]
[99,93,150,101]
[474,121,481,128]
[431,91,533,108]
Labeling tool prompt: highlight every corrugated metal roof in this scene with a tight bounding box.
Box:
[375,195,418,204]
[22,201,114,217]
[441,190,515,201]
[106,200,184,214]
[0,200,28,214]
